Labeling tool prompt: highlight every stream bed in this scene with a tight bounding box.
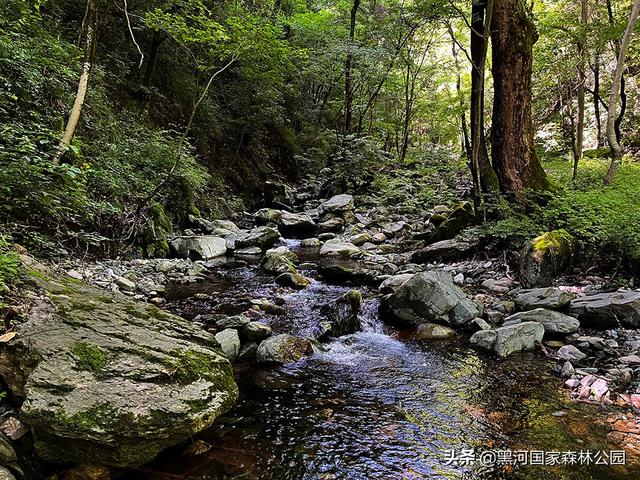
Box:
[124,245,640,480]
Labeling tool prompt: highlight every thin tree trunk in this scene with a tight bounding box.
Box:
[344,0,360,135]
[490,0,551,197]
[471,0,499,197]
[593,52,602,147]
[573,0,588,182]
[607,0,628,146]
[604,0,640,185]
[143,31,166,89]
[52,0,97,164]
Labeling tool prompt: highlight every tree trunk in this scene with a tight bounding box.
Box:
[593,52,602,147]
[52,0,97,164]
[343,0,360,135]
[604,0,640,185]
[490,0,551,197]
[470,0,499,195]
[573,0,588,182]
[143,31,166,89]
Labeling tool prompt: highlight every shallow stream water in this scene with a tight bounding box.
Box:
[125,244,640,480]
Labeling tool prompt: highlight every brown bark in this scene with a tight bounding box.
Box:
[490,0,551,197]
[470,0,499,194]
[604,0,640,185]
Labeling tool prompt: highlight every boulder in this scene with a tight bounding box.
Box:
[503,308,580,335]
[470,321,544,358]
[519,230,574,288]
[315,290,362,341]
[275,272,310,290]
[317,217,344,234]
[170,236,227,260]
[380,271,480,328]
[413,323,456,340]
[348,232,372,246]
[235,227,280,250]
[412,237,479,263]
[319,239,360,258]
[254,208,283,225]
[301,238,321,248]
[241,322,273,342]
[379,273,413,294]
[277,212,316,238]
[320,194,354,214]
[514,287,575,311]
[0,270,237,468]
[556,345,587,362]
[569,291,640,328]
[255,334,312,364]
[210,220,240,233]
[262,247,298,275]
[214,329,241,362]
[428,202,476,242]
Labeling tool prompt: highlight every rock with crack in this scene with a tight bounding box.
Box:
[470,321,544,358]
[503,308,579,335]
[514,287,575,311]
[0,268,238,468]
[262,247,298,275]
[569,291,640,328]
[380,271,480,328]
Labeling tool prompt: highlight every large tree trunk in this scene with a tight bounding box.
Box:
[52,0,97,164]
[470,0,499,195]
[490,0,551,197]
[343,0,360,135]
[604,0,640,185]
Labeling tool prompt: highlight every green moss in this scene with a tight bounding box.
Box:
[70,301,97,312]
[72,342,108,373]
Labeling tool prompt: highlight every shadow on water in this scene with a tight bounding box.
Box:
[129,251,640,480]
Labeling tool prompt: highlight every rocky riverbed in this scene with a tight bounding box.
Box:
[2,193,640,479]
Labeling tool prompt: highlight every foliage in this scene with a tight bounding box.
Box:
[0,237,21,292]
[480,158,640,266]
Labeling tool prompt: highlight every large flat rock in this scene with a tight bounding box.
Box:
[0,269,238,468]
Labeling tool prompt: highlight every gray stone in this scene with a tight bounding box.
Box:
[241,322,273,342]
[348,232,372,246]
[315,290,362,341]
[514,287,576,311]
[278,212,316,238]
[557,345,587,362]
[0,467,16,480]
[319,239,360,258]
[255,334,312,364]
[235,227,280,250]
[561,361,575,378]
[254,208,283,225]
[318,217,344,234]
[114,275,135,292]
[301,238,321,248]
[379,273,413,294]
[170,235,227,260]
[503,308,580,335]
[413,323,456,340]
[275,272,310,290]
[412,238,479,263]
[470,321,544,358]
[262,247,298,275]
[569,291,640,328]
[381,271,480,328]
[320,194,354,213]
[214,329,241,362]
[0,270,237,468]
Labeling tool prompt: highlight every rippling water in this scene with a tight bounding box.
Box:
[128,249,640,480]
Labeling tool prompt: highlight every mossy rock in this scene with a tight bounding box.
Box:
[519,230,575,288]
[429,201,476,242]
[0,265,238,468]
[583,147,611,160]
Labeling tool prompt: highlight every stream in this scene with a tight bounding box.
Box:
[125,242,640,480]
